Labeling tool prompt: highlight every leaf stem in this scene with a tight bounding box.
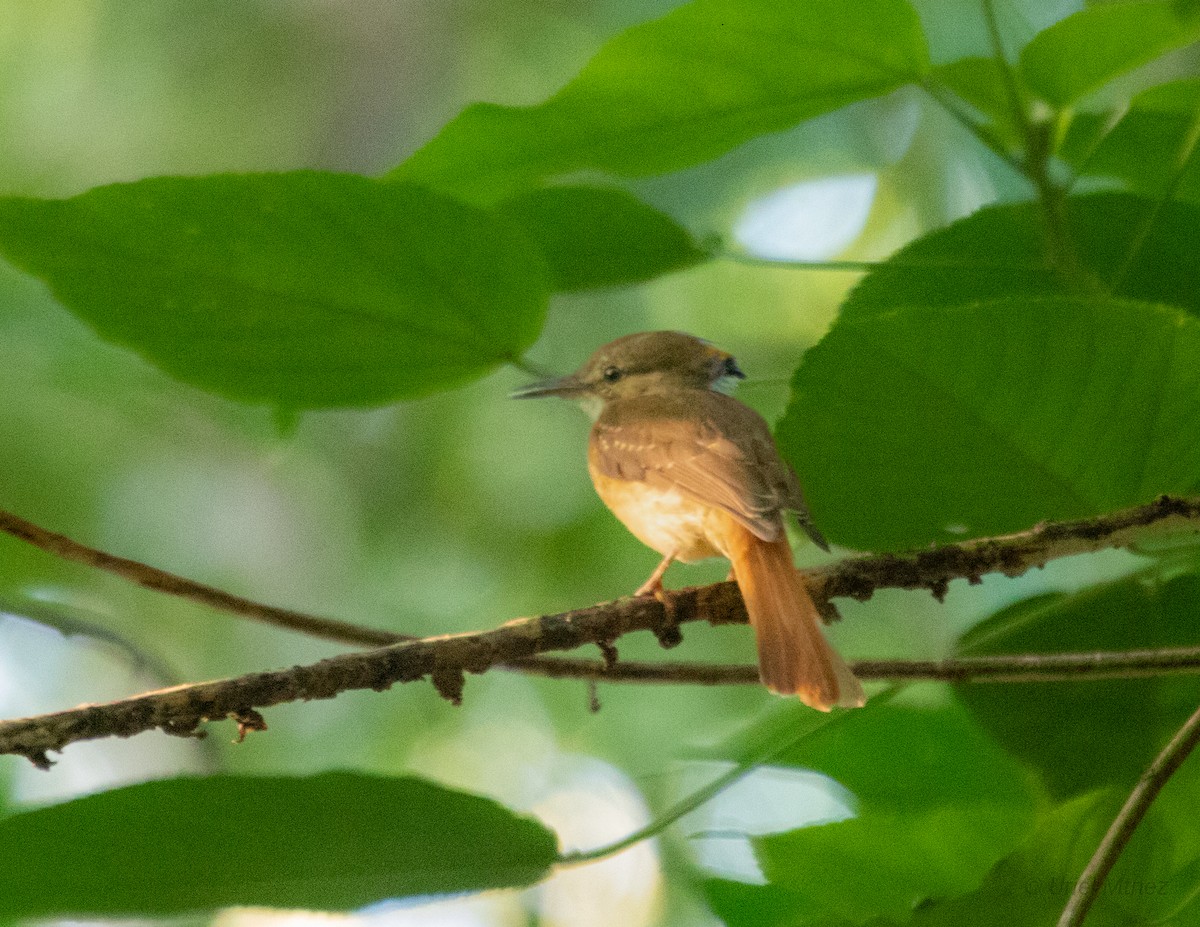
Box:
[1066,102,1131,192]
[556,688,900,867]
[554,754,755,866]
[717,253,880,272]
[1109,108,1200,292]
[1027,154,1089,287]
[921,65,1078,287]
[962,0,1089,287]
[920,78,1026,176]
[719,249,1045,272]
[509,355,556,379]
[981,0,1033,144]
[1057,702,1200,927]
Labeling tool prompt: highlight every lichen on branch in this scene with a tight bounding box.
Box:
[1,495,1198,767]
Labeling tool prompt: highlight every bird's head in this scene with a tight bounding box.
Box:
[511,331,744,417]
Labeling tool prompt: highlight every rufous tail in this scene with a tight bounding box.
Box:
[725,520,865,711]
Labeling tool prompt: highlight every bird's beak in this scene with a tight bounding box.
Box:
[722,355,747,380]
[510,374,587,400]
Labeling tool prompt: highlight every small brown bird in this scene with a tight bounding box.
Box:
[514,331,864,711]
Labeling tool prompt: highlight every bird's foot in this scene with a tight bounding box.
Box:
[634,575,666,598]
[633,549,677,600]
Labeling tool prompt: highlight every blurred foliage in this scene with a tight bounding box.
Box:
[1,0,1200,925]
[957,573,1200,798]
[709,700,1038,925]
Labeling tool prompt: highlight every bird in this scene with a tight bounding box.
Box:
[513,330,864,711]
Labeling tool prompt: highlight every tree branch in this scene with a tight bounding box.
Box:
[6,640,1200,769]
[2,495,1199,767]
[1057,701,1200,927]
[4,495,1198,648]
[808,494,1200,602]
[0,589,718,769]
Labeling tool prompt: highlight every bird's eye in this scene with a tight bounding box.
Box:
[602,366,623,383]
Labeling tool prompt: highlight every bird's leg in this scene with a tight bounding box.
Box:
[635,549,677,598]
[638,548,685,649]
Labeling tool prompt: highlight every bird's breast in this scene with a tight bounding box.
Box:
[588,465,726,562]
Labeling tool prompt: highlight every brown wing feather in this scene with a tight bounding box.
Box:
[590,390,801,541]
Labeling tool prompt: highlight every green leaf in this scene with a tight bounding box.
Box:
[495,186,708,291]
[722,700,1036,925]
[703,878,816,927]
[0,172,550,408]
[780,297,1200,551]
[840,192,1200,323]
[905,792,1117,927]
[908,789,1189,927]
[956,573,1200,798]
[390,0,930,204]
[1061,79,1200,202]
[1020,1,1200,107]
[0,772,558,917]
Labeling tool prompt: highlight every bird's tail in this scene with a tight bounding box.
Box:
[725,519,865,711]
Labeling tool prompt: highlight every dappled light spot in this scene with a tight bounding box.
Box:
[676,761,855,884]
[733,175,877,261]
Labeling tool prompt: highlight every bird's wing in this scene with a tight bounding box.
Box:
[590,391,800,542]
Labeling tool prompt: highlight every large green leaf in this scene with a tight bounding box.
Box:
[956,573,1200,798]
[496,186,708,291]
[1020,0,1200,107]
[703,879,818,927]
[0,772,558,917]
[840,192,1200,323]
[390,0,930,204]
[909,786,1197,927]
[0,172,550,408]
[707,699,1036,925]
[779,297,1200,551]
[1061,79,1200,202]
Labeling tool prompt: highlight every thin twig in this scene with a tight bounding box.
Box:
[919,77,1027,176]
[1066,102,1131,194]
[1057,702,1200,927]
[557,687,903,866]
[981,0,1033,143]
[526,646,1200,686]
[1109,107,1200,292]
[0,509,405,648]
